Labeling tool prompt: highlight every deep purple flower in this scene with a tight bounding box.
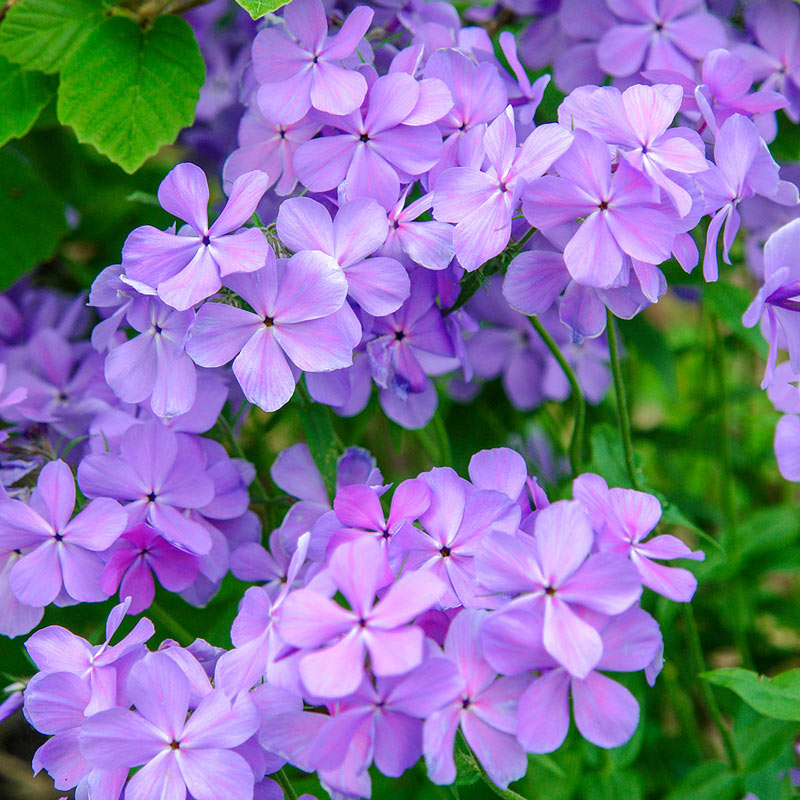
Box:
[122,163,269,311]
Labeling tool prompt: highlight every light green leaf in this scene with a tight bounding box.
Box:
[57,15,204,173]
[665,761,740,800]
[295,398,342,500]
[0,55,56,146]
[702,668,800,721]
[0,0,105,74]
[704,281,768,357]
[234,0,291,19]
[0,147,69,290]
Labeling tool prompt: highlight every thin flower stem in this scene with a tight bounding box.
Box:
[276,767,299,800]
[606,309,639,489]
[456,732,529,800]
[529,315,585,475]
[147,602,193,646]
[682,604,742,774]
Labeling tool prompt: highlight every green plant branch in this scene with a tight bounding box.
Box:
[276,768,299,800]
[456,731,529,800]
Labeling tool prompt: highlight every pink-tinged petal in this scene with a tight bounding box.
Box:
[299,629,365,697]
[444,609,495,694]
[77,453,146,501]
[419,467,470,547]
[279,588,354,647]
[606,206,674,265]
[503,250,570,317]
[157,246,222,312]
[559,553,642,614]
[105,332,157,404]
[635,533,704,561]
[334,484,384,530]
[121,422,177,491]
[422,705,460,785]
[564,212,624,288]
[481,603,551,675]
[117,559,156,615]
[534,500,593,584]
[571,671,639,748]
[373,710,422,777]
[666,12,726,59]
[25,626,90,672]
[25,671,90,733]
[554,130,611,199]
[702,206,727,282]
[483,108,516,178]
[32,729,89,790]
[125,751,185,800]
[159,458,215,510]
[453,197,513,272]
[387,657,465,717]
[276,197,335,254]
[59,545,108,602]
[433,168,496,223]
[631,553,698,602]
[516,123,574,183]
[387,479,431,529]
[403,78,453,126]
[311,707,372,771]
[543,596,602,679]
[10,542,62,606]
[147,503,212,556]
[605,487,662,541]
[275,316,355,372]
[343,256,410,316]
[209,229,270,278]
[521,176,596,229]
[597,25,652,77]
[397,220,454,270]
[370,124,443,176]
[473,674,531,733]
[283,0,327,50]
[158,163,209,233]
[256,77,313,126]
[293,135,356,192]
[517,669,572,753]
[468,447,527,500]
[122,228,200,288]
[596,606,662,673]
[276,250,349,322]
[343,145,400,211]
[186,304,260,368]
[252,28,312,84]
[79,707,167,768]
[334,198,389,266]
[476,531,542,596]
[151,346,196,418]
[371,570,446,628]
[457,490,520,551]
[30,460,75,532]
[182,691,259,749]
[0,556,43,637]
[462,713,527,789]
[363,73,420,134]
[232,327,296,413]
[0,499,53,549]
[63,498,126,550]
[322,5,373,60]
[210,171,269,237]
[328,536,381,617]
[366,626,425,676]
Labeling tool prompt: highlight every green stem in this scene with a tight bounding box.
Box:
[276,768,299,800]
[606,309,639,489]
[682,604,742,774]
[456,732,529,800]
[147,602,193,646]
[529,315,585,475]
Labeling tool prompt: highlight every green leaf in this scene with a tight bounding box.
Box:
[0,0,105,74]
[57,15,204,173]
[704,281,768,357]
[701,668,800,721]
[234,0,291,19]
[453,750,480,786]
[587,423,633,488]
[296,398,342,501]
[0,56,56,146]
[0,147,69,289]
[734,708,799,774]
[665,761,740,800]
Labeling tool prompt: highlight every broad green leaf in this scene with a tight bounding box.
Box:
[0,0,105,74]
[704,281,768,357]
[734,708,798,774]
[453,750,480,786]
[0,56,56,146]
[296,398,342,500]
[665,761,740,800]
[701,668,800,721]
[234,0,291,19]
[0,147,68,289]
[57,15,204,173]
[587,423,635,488]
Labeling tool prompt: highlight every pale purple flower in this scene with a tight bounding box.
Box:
[279,536,446,698]
[251,0,373,124]
[80,652,260,800]
[122,163,269,311]
[523,130,676,288]
[573,474,704,602]
[277,197,410,316]
[433,108,573,271]
[774,413,800,482]
[423,609,531,789]
[187,247,359,412]
[0,547,43,637]
[0,460,127,607]
[476,500,642,678]
[293,73,446,210]
[78,421,216,556]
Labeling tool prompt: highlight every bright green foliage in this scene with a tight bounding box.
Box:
[0,56,56,146]
[0,148,69,289]
[234,0,291,19]
[0,0,105,74]
[57,15,205,173]
[702,668,800,721]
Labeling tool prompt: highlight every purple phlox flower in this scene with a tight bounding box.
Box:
[483,605,662,752]
[308,655,464,780]
[388,466,521,609]
[767,361,800,414]
[433,107,573,271]
[423,609,531,789]
[80,652,260,800]
[230,529,297,594]
[223,106,320,197]
[744,218,800,387]
[186,246,360,412]
[0,686,23,722]
[573,473,704,602]
[88,264,136,352]
[734,0,800,122]
[121,162,269,311]
[774,412,800,482]
[99,523,200,615]
[467,446,536,523]
[423,47,509,184]
[78,421,216,556]
[697,114,799,281]
[380,190,455,271]
[25,598,154,716]
[251,0,373,124]
[0,460,127,607]
[215,533,311,698]
[306,347,374,417]
[559,82,708,217]
[0,362,26,411]
[195,438,254,522]
[475,500,642,678]
[277,196,411,316]
[0,544,43,637]
[313,478,431,567]
[498,32,551,134]
[598,0,726,80]
[293,72,448,210]
[523,129,676,288]
[377,0,460,41]
[279,536,446,698]
[103,295,196,418]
